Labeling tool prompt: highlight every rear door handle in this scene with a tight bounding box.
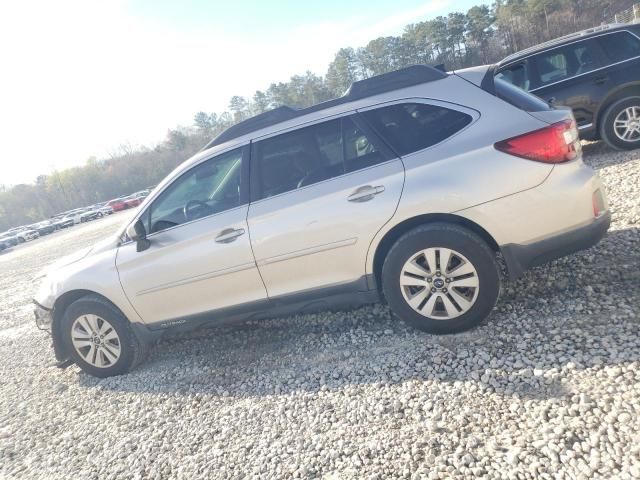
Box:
[347,185,385,202]
[215,228,245,243]
[594,75,608,85]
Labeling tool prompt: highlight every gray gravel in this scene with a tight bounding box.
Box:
[0,142,638,479]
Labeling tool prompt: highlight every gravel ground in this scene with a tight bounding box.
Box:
[0,143,638,480]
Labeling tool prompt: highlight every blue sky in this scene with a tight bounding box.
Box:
[127,0,483,36]
[1,0,487,185]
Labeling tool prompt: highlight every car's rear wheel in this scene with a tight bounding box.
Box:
[61,295,148,377]
[600,97,640,150]
[382,223,500,334]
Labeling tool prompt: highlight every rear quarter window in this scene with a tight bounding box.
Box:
[598,31,640,63]
[494,78,552,112]
[360,103,472,156]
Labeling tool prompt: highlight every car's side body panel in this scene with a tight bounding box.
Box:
[116,205,268,325]
[248,157,405,298]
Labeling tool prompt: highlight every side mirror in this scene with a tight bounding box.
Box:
[126,219,151,252]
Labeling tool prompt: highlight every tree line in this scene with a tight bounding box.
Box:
[0,0,633,231]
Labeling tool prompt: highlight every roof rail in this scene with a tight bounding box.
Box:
[204,64,447,148]
[500,23,625,65]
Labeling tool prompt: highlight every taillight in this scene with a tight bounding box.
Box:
[494,119,581,163]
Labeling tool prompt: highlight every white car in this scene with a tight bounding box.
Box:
[8,227,39,243]
[62,211,85,225]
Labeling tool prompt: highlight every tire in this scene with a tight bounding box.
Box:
[381,223,500,334]
[61,295,148,377]
[600,96,640,151]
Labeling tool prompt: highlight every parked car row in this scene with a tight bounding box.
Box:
[1,190,152,252]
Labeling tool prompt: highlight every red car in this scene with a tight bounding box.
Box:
[123,196,143,209]
[107,198,127,211]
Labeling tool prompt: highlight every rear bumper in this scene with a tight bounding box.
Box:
[501,211,610,279]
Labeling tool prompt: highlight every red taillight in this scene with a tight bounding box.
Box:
[494,119,580,163]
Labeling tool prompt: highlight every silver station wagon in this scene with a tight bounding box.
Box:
[34,65,610,377]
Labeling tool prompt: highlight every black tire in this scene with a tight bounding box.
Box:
[381,223,500,334]
[600,96,640,151]
[61,295,148,377]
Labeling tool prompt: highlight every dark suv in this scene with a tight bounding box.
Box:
[495,24,640,150]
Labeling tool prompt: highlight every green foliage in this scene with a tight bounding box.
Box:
[0,0,633,230]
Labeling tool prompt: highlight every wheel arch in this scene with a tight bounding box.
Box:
[51,290,125,363]
[371,213,500,292]
[595,83,640,133]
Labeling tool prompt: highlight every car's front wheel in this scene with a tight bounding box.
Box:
[382,223,500,334]
[61,295,148,377]
[600,96,640,150]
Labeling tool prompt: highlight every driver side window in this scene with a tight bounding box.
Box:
[148,147,243,233]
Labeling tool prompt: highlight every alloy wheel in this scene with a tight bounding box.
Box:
[400,247,480,320]
[613,106,640,142]
[70,314,121,368]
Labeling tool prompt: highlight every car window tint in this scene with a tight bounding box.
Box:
[342,116,388,172]
[361,103,472,156]
[534,41,600,87]
[253,119,345,199]
[494,78,552,112]
[148,148,243,233]
[496,63,531,90]
[253,116,393,200]
[598,31,640,63]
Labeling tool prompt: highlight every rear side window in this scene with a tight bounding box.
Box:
[598,31,640,63]
[252,116,391,200]
[494,78,552,112]
[532,40,602,87]
[495,63,530,90]
[360,103,472,156]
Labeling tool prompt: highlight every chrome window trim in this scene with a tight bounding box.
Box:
[501,29,640,69]
[530,54,640,92]
[498,29,640,92]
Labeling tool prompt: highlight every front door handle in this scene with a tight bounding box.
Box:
[347,185,385,203]
[215,228,245,243]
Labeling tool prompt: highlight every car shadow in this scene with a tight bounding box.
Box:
[77,227,639,401]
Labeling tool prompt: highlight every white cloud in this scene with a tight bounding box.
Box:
[0,0,449,185]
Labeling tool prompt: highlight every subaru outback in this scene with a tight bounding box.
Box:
[33,65,610,377]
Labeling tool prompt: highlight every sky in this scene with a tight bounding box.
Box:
[0,0,483,185]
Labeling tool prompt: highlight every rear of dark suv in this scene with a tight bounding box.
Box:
[495,24,640,150]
